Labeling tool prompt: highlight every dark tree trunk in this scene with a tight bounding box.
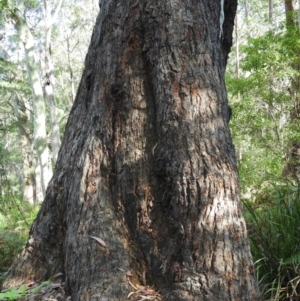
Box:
[4,1,260,300]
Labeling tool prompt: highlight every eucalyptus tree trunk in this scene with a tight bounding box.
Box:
[14,4,53,202]
[64,32,76,103]
[42,0,63,163]
[4,1,260,300]
[12,96,36,204]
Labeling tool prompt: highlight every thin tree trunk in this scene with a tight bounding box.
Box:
[285,0,296,28]
[11,95,36,204]
[42,51,61,162]
[269,0,273,23]
[14,3,53,202]
[282,0,300,180]
[42,0,63,163]
[65,34,76,103]
[298,0,300,32]
[235,15,240,79]
[244,0,249,19]
[4,1,260,300]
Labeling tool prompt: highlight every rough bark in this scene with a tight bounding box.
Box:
[4,1,260,300]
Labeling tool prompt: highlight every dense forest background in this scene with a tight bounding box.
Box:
[1,0,300,300]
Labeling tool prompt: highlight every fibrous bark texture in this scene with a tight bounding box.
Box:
[4,1,260,300]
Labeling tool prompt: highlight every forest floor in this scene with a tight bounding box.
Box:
[0,279,69,301]
[0,272,162,301]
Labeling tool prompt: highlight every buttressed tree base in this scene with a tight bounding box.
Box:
[4,1,261,300]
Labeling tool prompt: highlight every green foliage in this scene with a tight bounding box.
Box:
[227,26,300,194]
[0,59,31,94]
[228,23,300,298]
[0,196,39,287]
[0,285,27,300]
[0,0,9,10]
[0,281,50,300]
[244,183,300,300]
[30,280,50,294]
[227,15,300,299]
[283,253,300,266]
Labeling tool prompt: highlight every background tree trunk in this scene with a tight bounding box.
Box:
[41,0,63,163]
[11,95,36,204]
[14,2,53,202]
[282,0,300,181]
[269,0,273,23]
[4,1,260,300]
[285,0,296,28]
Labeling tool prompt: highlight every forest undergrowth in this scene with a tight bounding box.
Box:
[0,195,39,288]
[244,182,300,301]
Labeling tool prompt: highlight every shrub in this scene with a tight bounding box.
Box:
[0,197,39,288]
[244,183,300,300]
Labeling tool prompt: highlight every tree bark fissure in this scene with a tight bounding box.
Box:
[4,1,260,300]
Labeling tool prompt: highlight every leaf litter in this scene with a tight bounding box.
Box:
[126,270,161,301]
[1,268,161,300]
